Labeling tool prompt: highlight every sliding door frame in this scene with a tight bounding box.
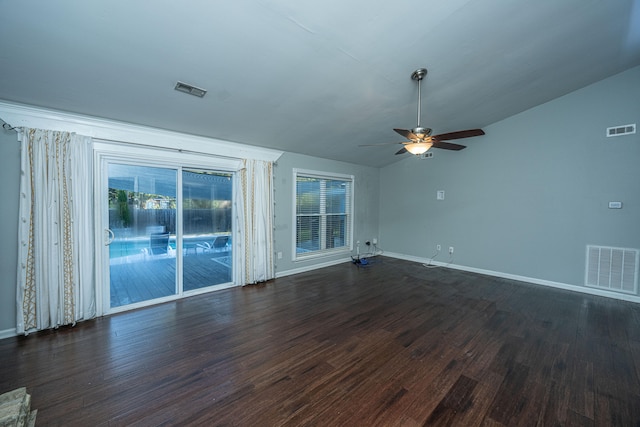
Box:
[93,140,242,316]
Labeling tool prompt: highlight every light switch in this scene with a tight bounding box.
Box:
[437,190,445,200]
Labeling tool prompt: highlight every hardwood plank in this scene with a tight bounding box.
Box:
[486,362,531,425]
[423,374,478,425]
[567,358,595,420]
[1,257,639,426]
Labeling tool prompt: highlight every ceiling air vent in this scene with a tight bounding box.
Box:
[606,123,635,137]
[174,81,207,98]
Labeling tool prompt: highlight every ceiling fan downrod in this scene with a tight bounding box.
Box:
[411,68,427,128]
[410,68,430,138]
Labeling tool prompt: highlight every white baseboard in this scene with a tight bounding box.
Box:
[0,328,17,340]
[383,251,640,304]
[275,257,352,278]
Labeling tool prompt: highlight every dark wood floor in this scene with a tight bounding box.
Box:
[2,257,639,426]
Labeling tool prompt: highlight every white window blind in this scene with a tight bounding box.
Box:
[294,170,353,259]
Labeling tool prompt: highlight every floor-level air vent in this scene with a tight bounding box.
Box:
[174,81,207,98]
[606,123,636,137]
[585,245,639,295]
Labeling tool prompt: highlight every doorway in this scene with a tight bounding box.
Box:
[102,160,234,312]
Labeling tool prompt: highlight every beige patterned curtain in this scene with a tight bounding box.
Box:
[16,128,95,334]
[236,159,274,285]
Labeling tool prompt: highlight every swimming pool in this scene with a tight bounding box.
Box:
[108,234,229,259]
[109,238,176,258]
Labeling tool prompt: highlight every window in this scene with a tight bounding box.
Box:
[294,169,353,259]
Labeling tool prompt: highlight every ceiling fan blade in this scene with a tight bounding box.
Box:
[394,128,418,140]
[432,129,485,142]
[432,141,466,151]
[395,147,408,155]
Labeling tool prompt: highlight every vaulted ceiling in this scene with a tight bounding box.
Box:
[1,1,639,167]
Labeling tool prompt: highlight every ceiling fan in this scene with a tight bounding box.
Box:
[362,68,485,155]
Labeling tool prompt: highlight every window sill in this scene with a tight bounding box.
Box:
[293,247,352,262]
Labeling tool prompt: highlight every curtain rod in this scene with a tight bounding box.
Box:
[1,118,18,132]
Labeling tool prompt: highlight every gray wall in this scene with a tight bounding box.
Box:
[0,129,19,333]
[379,66,640,288]
[273,151,380,274]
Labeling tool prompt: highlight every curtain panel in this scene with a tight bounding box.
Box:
[16,128,95,334]
[236,159,275,285]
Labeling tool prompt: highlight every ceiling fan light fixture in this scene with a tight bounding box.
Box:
[405,142,432,155]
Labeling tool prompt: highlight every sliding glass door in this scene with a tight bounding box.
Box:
[182,169,233,291]
[107,164,178,307]
[104,161,233,312]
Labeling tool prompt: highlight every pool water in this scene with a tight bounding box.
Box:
[109,239,176,258]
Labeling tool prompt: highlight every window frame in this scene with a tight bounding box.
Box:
[292,168,354,261]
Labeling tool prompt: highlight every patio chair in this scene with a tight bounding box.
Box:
[212,235,230,252]
[196,235,230,254]
[149,233,170,255]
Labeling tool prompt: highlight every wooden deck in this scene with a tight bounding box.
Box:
[109,250,232,307]
[2,257,639,425]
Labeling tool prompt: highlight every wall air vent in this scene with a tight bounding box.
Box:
[585,245,639,295]
[606,123,635,137]
[174,81,207,98]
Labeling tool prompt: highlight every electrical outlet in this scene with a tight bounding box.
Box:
[436,244,441,251]
[449,246,454,254]
[373,238,378,245]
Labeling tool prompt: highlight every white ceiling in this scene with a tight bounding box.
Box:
[1,0,639,167]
